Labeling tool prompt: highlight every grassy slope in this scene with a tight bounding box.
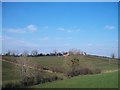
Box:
[2,60,64,86]
[2,56,118,81]
[30,56,118,71]
[2,56,118,88]
[30,56,63,68]
[2,61,20,86]
[3,56,118,71]
[32,71,118,88]
[2,61,20,82]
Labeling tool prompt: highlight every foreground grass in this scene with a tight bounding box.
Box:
[32,71,118,88]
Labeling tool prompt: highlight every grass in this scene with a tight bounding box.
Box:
[32,71,118,88]
[2,55,118,88]
[30,56,63,68]
[2,60,64,87]
[3,55,118,71]
[2,61,20,82]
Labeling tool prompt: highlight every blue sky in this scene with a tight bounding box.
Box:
[2,2,118,57]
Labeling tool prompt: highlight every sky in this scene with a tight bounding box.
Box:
[2,0,120,2]
[2,2,118,57]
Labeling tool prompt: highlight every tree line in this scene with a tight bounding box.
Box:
[3,49,87,57]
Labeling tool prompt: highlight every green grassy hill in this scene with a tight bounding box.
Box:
[3,55,118,71]
[2,55,118,88]
[32,71,118,88]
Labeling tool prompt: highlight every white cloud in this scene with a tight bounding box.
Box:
[67,29,80,33]
[67,30,73,33]
[44,26,48,29]
[2,36,13,41]
[17,40,38,47]
[104,25,115,30]
[38,37,49,41]
[5,24,37,34]
[57,27,80,33]
[26,24,37,32]
[57,27,65,31]
[7,29,26,33]
[3,37,39,48]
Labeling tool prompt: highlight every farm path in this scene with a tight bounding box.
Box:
[103,69,119,74]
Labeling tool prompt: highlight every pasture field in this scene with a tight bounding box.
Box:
[2,60,64,87]
[2,55,118,71]
[2,55,119,88]
[32,71,118,88]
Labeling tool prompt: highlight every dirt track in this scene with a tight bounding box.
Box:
[102,69,119,74]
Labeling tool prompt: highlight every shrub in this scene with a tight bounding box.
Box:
[64,68,101,77]
[20,76,38,86]
[50,67,64,73]
[79,68,93,75]
[94,68,101,74]
[2,81,21,88]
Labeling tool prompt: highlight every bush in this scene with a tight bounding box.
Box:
[2,81,21,88]
[79,68,94,75]
[94,68,101,74]
[39,75,63,84]
[50,67,64,73]
[65,68,101,77]
[20,76,37,86]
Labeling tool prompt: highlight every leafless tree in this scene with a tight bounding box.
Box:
[16,50,40,86]
[31,50,38,56]
[11,50,16,56]
[84,52,87,56]
[22,50,29,56]
[69,48,81,55]
[111,53,115,59]
[63,49,80,77]
[5,50,11,56]
[53,49,58,56]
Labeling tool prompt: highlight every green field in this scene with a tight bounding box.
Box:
[32,71,118,88]
[2,55,119,88]
[3,55,118,71]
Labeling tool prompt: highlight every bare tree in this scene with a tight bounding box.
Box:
[69,48,81,55]
[15,50,19,56]
[53,49,58,56]
[31,50,38,56]
[111,53,115,59]
[63,49,80,77]
[11,50,16,56]
[5,50,11,56]
[16,50,40,86]
[84,52,87,56]
[23,50,29,56]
